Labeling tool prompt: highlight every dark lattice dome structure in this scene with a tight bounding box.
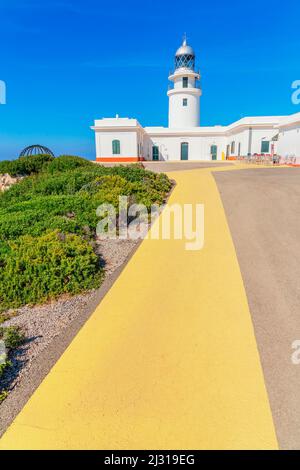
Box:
[19,145,55,157]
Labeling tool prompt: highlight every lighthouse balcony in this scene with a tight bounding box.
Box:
[168,81,201,91]
[168,68,200,80]
[167,87,202,98]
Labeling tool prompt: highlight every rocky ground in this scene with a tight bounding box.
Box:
[0,174,23,192]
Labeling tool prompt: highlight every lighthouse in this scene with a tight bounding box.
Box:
[167,37,201,128]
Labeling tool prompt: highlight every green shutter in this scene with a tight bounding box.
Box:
[261,141,270,153]
[112,140,120,155]
[152,146,159,161]
[181,143,189,160]
[211,145,217,160]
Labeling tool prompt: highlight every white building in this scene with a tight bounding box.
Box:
[277,113,300,160]
[91,39,300,164]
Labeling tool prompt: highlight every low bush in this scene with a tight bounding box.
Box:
[0,156,172,311]
[0,154,54,177]
[0,312,17,325]
[0,325,25,404]
[0,326,25,349]
[0,314,9,325]
[0,390,8,403]
[0,194,95,240]
[0,360,11,386]
[0,363,10,380]
[0,231,104,311]
[46,155,93,174]
[0,172,172,241]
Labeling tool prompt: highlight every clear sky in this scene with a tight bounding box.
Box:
[0,0,299,160]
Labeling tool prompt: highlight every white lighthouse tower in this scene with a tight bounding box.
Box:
[167,37,201,128]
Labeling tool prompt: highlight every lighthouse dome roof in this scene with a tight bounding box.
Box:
[175,39,195,57]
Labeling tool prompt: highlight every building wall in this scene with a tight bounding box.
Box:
[168,92,200,128]
[224,128,249,157]
[277,124,300,158]
[168,70,201,128]
[143,135,226,161]
[95,131,138,160]
[143,127,278,161]
[226,127,279,156]
[94,127,281,162]
[92,116,300,162]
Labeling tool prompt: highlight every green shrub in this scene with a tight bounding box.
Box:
[46,155,93,174]
[0,231,104,311]
[0,361,11,379]
[0,171,172,241]
[0,327,24,404]
[0,194,97,240]
[0,390,8,403]
[0,154,54,177]
[0,326,25,349]
[0,312,17,325]
[0,163,172,206]
[0,156,172,311]
[0,360,11,403]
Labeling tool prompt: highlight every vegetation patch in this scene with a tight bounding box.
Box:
[0,154,54,177]
[0,231,104,312]
[0,154,172,311]
[0,311,17,325]
[0,326,25,403]
[0,390,8,404]
[0,326,25,349]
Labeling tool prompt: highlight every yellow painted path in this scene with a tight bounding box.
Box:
[0,166,278,449]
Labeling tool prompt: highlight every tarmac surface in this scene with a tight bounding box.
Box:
[143,161,233,173]
[214,167,300,449]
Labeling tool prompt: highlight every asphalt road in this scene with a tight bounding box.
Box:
[143,161,232,173]
[214,168,300,450]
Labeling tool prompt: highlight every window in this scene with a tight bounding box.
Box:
[231,141,235,154]
[183,98,188,107]
[183,77,188,88]
[261,141,270,153]
[112,139,120,155]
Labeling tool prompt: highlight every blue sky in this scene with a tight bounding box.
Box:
[0,0,299,160]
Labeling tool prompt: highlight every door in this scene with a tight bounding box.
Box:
[211,145,217,161]
[181,142,189,160]
[152,145,159,161]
